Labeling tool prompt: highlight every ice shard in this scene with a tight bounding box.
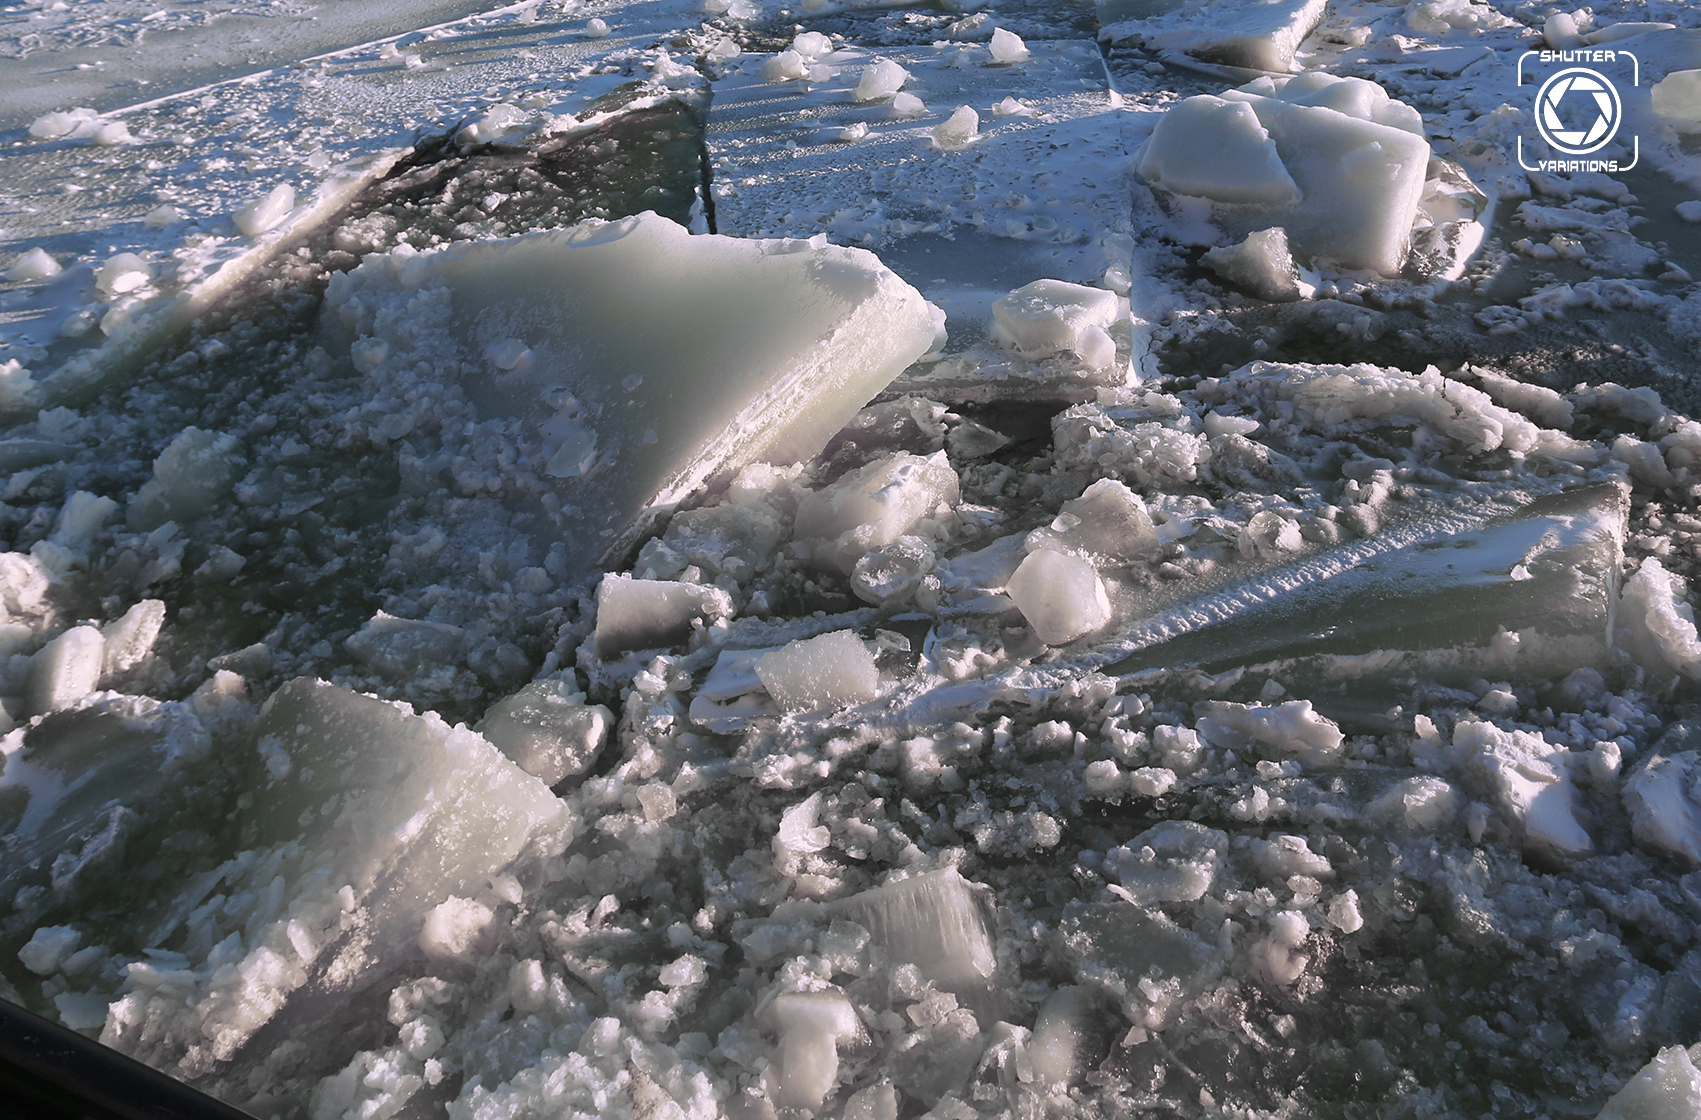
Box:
[323,212,939,574]
[829,869,999,1018]
[1099,0,1329,75]
[1106,482,1628,679]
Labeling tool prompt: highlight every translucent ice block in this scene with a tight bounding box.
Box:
[323,213,940,574]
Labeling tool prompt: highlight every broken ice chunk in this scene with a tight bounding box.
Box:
[854,59,911,102]
[760,990,862,1110]
[419,896,497,965]
[1138,75,1432,275]
[1654,70,1701,128]
[1026,986,1096,1089]
[987,28,1030,64]
[1594,1045,1701,1119]
[233,184,296,238]
[95,254,150,297]
[850,536,936,606]
[689,645,782,730]
[1623,750,1701,867]
[345,611,467,678]
[593,574,733,658]
[1110,482,1628,678]
[475,680,611,785]
[1006,550,1110,646]
[761,49,809,82]
[794,451,958,574]
[831,869,998,1015]
[1457,720,1591,858]
[991,280,1121,370]
[1059,900,1222,1031]
[1201,227,1317,302]
[1101,0,1328,73]
[755,629,878,712]
[28,107,99,140]
[125,427,245,533]
[1109,821,1228,905]
[4,248,62,282]
[100,599,164,677]
[1617,559,1701,681]
[324,213,939,575]
[1025,479,1158,567]
[100,679,569,1074]
[1367,776,1460,831]
[933,106,980,151]
[1196,700,1343,764]
[1135,98,1300,206]
[891,92,927,118]
[30,625,103,715]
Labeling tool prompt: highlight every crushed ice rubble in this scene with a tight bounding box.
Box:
[5,0,1701,1118]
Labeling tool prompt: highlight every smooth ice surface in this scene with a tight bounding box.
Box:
[1138,75,1432,274]
[755,629,879,712]
[1101,0,1329,73]
[344,612,467,679]
[593,575,735,658]
[1006,549,1111,646]
[325,213,938,574]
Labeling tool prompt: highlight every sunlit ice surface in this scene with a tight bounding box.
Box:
[5,1,1701,1118]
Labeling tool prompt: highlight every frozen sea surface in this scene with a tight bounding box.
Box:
[5,0,1701,1118]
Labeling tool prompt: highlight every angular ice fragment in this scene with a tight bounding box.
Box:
[1006,550,1110,646]
[1027,986,1095,1088]
[233,184,296,238]
[1196,700,1343,763]
[1110,821,1227,904]
[991,280,1121,370]
[126,427,245,533]
[932,105,981,150]
[891,92,927,118]
[755,629,878,712]
[795,451,958,574]
[4,248,62,282]
[761,49,809,82]
[345,611,467,678]
[831,869,998,1013]
[1111,482,1628,678]
[1617,559,1701,681]
[1136,97,1300,206]
[790,31,835,59]
[30,625,104,715]
[1654,70,1701,128]
[1201,226,1316,302]
[324,213,939,574]
[851,536,935,606]
[419,896,497,965]
[1139,76,1432,275]
[1100,0,1328,74]
[476,680,611,785]
[1457,720,1591,858]
[100,680,570,1072]
[1367,775,1459,831]
[1624,750,1701,867]
[1059,900,1222,1031]
[593,574,734,657]
[95,253,150,296]
[100,599,164,677]
[854,59,911,102]
[19,926,82,977]
[987,28,1030,64]
[28,107,98,140]
[760,990,862,1110]
[91,120,132,147]
[836,122,870,143]
[1594,1045,1701,1120]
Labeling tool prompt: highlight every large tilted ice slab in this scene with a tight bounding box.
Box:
[1137,74,1434,275]
[324,212,939,570]
[100,678,570,1079]
[1099,0,1328,74]
[1107,482,1628,680]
